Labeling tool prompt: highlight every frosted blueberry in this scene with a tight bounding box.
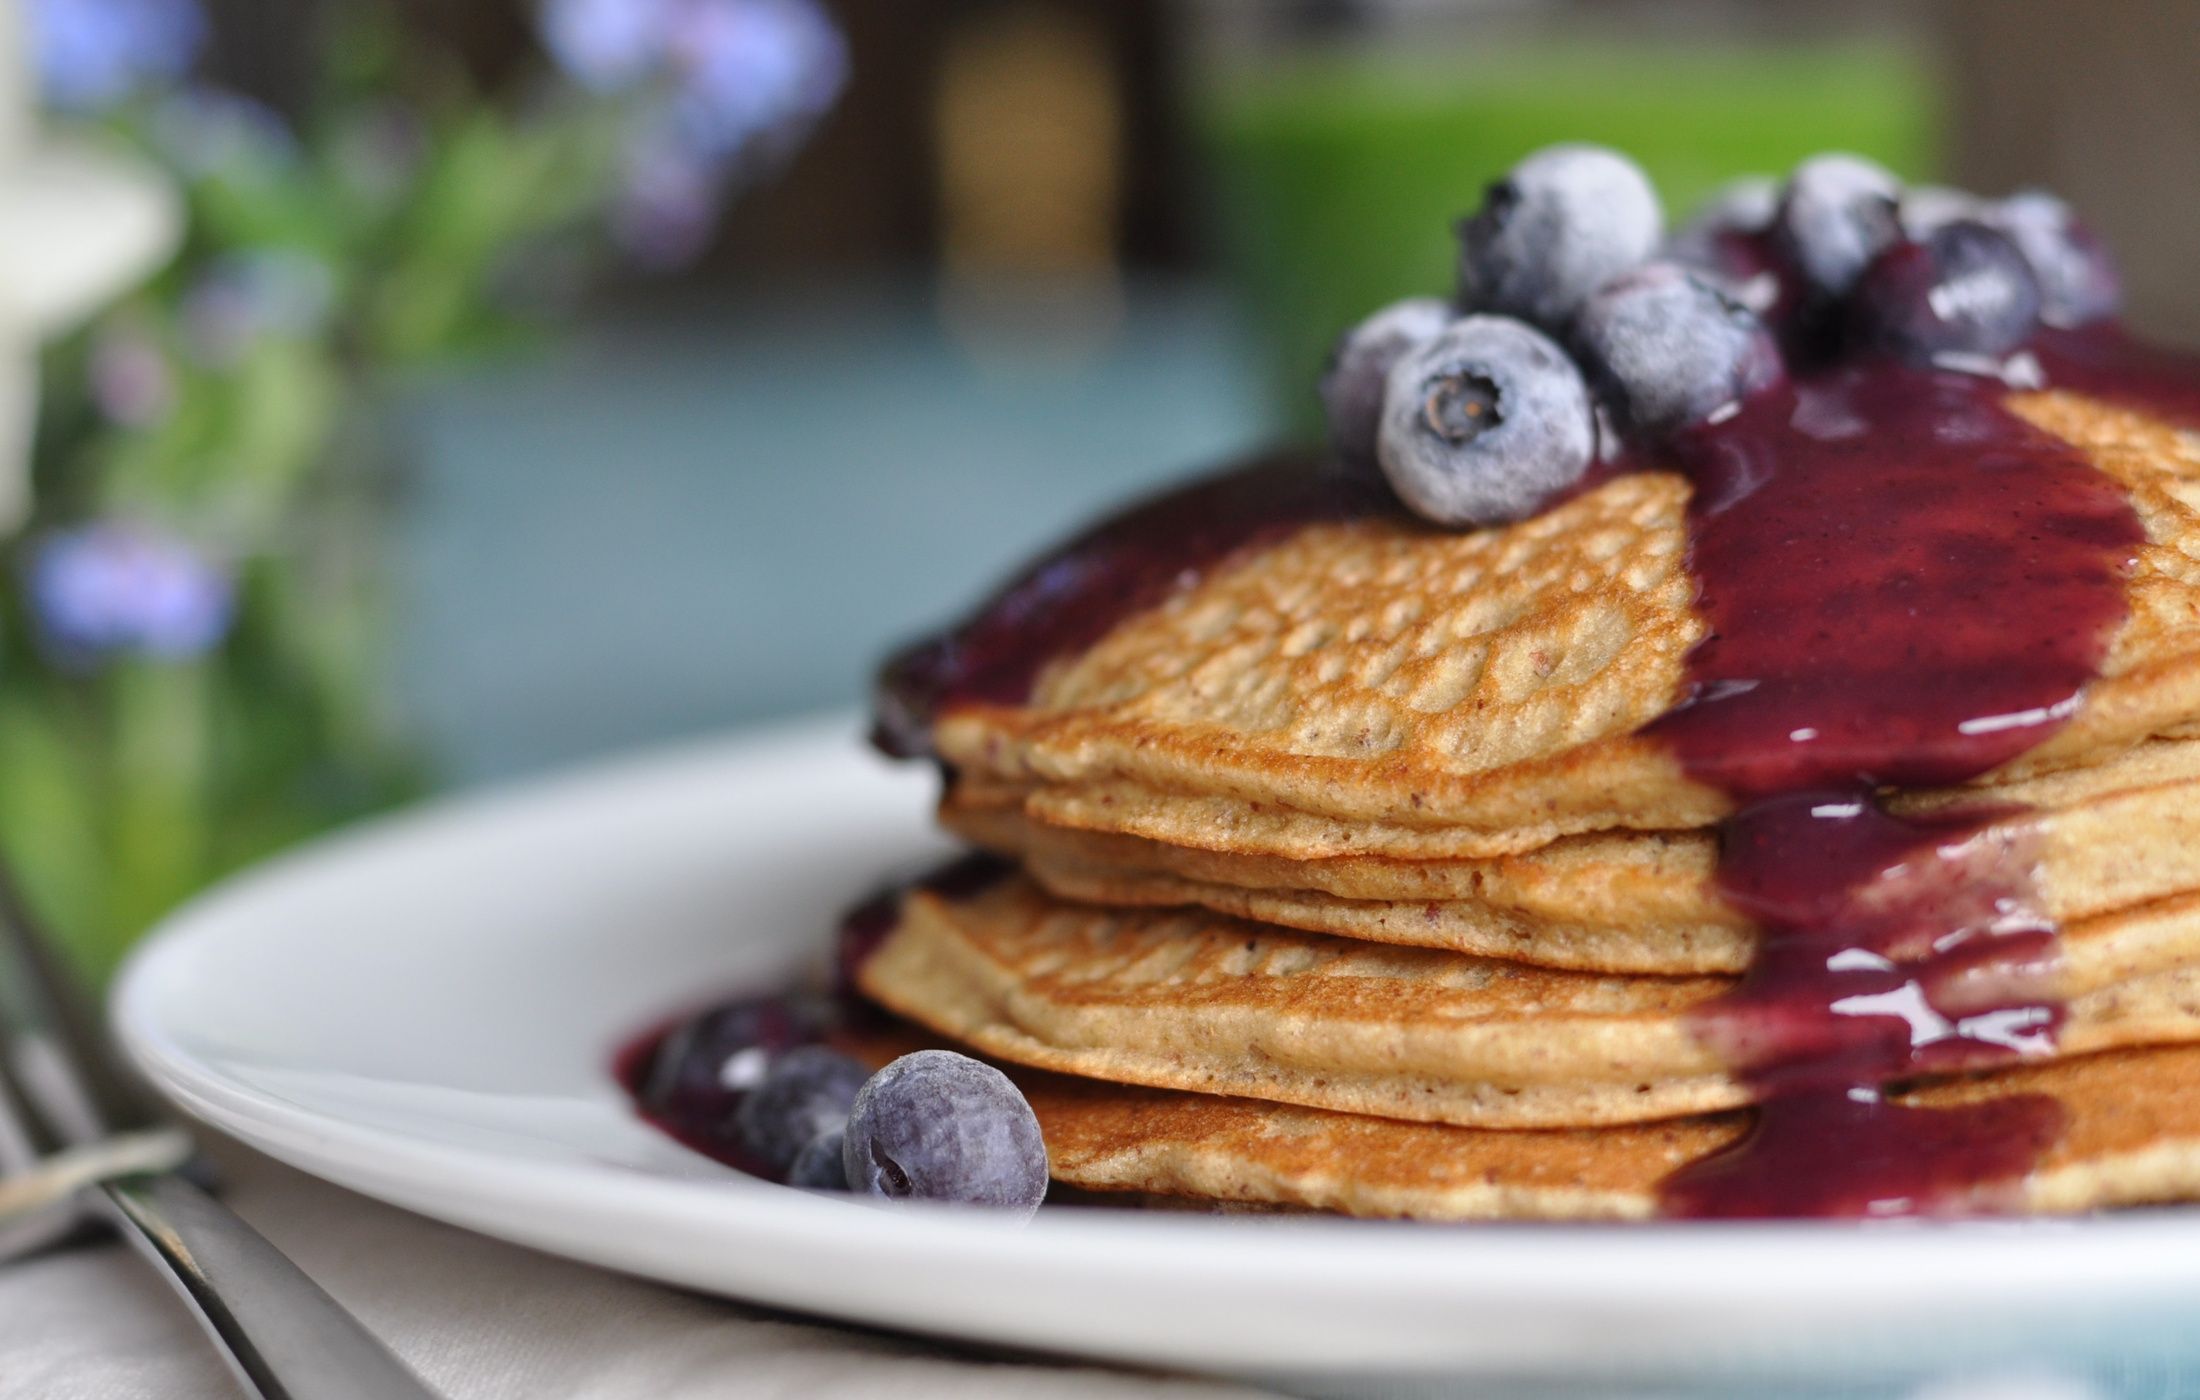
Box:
[1991,190,2121,328]
[1456,144,1662,329]
[640,996,826,1135]
[733,1045,867,1174]
[1850,220,2043,363]
[1319,297,1454,465]
[1773,153,1904,297]
[1669,176,1779,260]
[1573,263,1785,439]
[785,1129,850,1191]
[844,1050,1048,1215]
[1899,184,1989,241]
[1377,316,1596,528]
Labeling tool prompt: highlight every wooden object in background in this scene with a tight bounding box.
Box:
[1944,0,2200,344]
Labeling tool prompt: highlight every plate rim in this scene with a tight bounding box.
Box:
[108,712,2200,1370]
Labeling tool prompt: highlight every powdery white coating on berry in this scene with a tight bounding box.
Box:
[1993,189,2122,328]
[843,1050,1048,1216]
[1377,315,1596,528]
[1851,220,2044,363]
[1900,184,1989,241]
[1457,144,1663,329]
[734,1045,868,1175]
[1319,297,1455,464]
[1774,153,1904,296]
[1573,262,1786,438]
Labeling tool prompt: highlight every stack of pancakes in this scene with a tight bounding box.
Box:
[856,389,2200,1220]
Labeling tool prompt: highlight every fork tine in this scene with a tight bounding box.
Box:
[0,1026,88,1260]
[0,860,151,1135]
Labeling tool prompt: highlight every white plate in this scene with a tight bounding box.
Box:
[113,715,2200,1394]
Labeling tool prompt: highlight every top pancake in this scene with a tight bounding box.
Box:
[930,391,2200,861]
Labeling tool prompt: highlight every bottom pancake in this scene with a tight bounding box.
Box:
[1018,1041,2200,1221]
[834,1017,2200,1220]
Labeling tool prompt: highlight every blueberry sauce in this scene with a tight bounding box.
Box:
[616,994,831,1177]
[833,852,1010,995]
[2031,325,2200,427]
[870,455,1396,758]
[1648,363,2141,1218]
[622,856,1011,1182]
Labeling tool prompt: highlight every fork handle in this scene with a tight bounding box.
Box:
[99,1173,442,1400]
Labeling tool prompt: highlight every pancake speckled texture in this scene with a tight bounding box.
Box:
[934,394,2200,863]
[853,386,2200,1219]
[1022,1043,2200,1220]
[857,875,2200,1130]
[944,737,2200,974]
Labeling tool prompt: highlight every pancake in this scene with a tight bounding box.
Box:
[929,392,2200,863]
[854,874,2200,1130]
[946,735,2200,974]
[1021,1041,2200,1221]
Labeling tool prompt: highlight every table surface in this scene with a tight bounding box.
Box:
[0,1135,1283,1400]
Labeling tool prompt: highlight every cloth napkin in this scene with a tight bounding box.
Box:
[0,1134,1278,1400]
[0,1133,2132,1400]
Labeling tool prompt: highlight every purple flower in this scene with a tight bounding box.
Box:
[663,0,847,160]
[180,249,337,367]
[539,0,677,91]
[532,0,846,267]
[28,0,206,111]
[30,523,235,661]
[88,323,177,428]
[610,126,726,268]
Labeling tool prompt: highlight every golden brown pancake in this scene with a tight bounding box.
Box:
[930,393,2200,863]
[854,874,2200,1130]
[1022,1042,2200,1221]
[834,1018,2200,1219]
[946,736,2200,974]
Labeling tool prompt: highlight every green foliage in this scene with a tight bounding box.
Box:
[16,4,643,983]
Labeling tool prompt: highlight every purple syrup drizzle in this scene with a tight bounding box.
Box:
[871,455,1396,758]
[837,312,2200,1219]
[620,856,1011,1182]
[1649,362,2143,1219]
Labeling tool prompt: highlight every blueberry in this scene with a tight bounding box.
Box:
[1898,184,1988,241]
[785,1128,850,1191]
[1669,176,1778,256]
[843,1050,1048,1215]
[1319,297,1453,466]
[1376,315,1596,528]
[1456,144,1662,329]
[1573,263,1785,439]
[1990,190,2120,328]
[641,996,825,1138]
[735,1045,869,1176]
[1665,178,1783,316]
[1772,153,1903,297]
[1850,220,2043,363]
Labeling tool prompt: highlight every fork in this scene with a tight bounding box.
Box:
[0,863,444,1400]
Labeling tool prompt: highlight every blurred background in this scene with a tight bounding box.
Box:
[7,0,2198,980]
